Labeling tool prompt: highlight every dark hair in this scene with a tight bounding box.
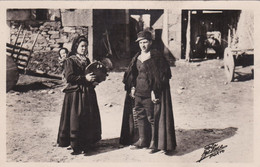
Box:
[69,35,88,56]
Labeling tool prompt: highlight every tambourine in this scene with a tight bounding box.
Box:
[85,61,108,83]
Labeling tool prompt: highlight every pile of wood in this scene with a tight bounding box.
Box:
[27,51,63,75]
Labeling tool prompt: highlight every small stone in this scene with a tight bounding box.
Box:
[50,34,60,39]
[48,90,55,94]
[234,79,238,82]
[45,47,51,51]
[48,39,56,44]
[63,27,76,33]
[36,69,45,74]
[48,31,59,35]
[52,48,60,52]
[41,28,49,32]
[49,44,60,48]
[177,89,183,94]
[33,46,44,50]
[179,86,185,90]
[224,82,228,85]
[56,36,69,43]
[41,90,48,93]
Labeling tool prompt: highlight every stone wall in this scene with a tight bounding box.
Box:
[8,20,89,75]
[168,9,182,60]
[7,9,182,75]
[151,9,182,60]
[9,21,88,52]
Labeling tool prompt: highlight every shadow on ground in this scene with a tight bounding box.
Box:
[84,138,123,156]
[83,127,237,157]
[189,56,222,63]
[169,127,238,156]
[13,80,63,92]
[234,71,254,82]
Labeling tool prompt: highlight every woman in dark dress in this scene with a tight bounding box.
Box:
[119,30,176,154]
[57,36,102,155]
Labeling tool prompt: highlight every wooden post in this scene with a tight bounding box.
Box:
[31,31,40,52]
[88,9,93,62]
[20,30,26,48]
[228,29,231,48]
[16,30,27,62]
[185,10,191,62]
[162,9,169,56]
[11,24,22,60]
[13,24,22,46]
[125,9,130,57]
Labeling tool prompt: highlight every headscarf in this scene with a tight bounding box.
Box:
[69,35,88,57]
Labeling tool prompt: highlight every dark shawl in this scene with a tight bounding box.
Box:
[57,55,102,149]
[119,50,177,151]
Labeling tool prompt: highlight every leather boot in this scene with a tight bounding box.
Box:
[149,125,159,154]
[133,138,147,148]
[132,120,148,148]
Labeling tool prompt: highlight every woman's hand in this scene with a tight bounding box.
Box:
[85,72,96,82]
[151,91,160,104]
[130,87,135,99]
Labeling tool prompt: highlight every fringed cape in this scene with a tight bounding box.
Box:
[119,49,177,151]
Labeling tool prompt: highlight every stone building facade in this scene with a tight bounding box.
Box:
[7,9,182,74]
[7,9,91,53]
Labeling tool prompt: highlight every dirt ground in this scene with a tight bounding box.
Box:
[5,59,254,163]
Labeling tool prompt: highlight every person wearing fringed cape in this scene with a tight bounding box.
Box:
[119,30,177,154]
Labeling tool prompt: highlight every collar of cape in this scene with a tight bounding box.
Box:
[69,54,90,68]
[138,51,151,63]
[134,49,162,61]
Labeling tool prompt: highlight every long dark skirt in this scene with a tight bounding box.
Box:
[155,85,176,151]
[57,88,101,151]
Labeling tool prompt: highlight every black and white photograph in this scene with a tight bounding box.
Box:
[1,1,260,166]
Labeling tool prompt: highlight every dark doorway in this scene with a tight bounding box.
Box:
[129,9,164,56]
[93,9,164,71]
[181,10,241,60]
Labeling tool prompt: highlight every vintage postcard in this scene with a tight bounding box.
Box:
[1,1,259,167]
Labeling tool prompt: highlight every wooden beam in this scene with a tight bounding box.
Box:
[88,9,94,62]
[162,9,169,56]
[185,10,191,62]
[125,9,130,57]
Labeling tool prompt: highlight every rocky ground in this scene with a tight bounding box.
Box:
[5,59,254,163]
